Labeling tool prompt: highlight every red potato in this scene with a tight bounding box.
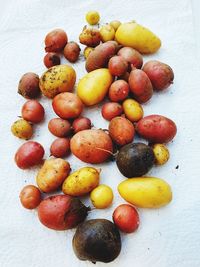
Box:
[109,80,129,102]
[21,100,45,123]
[72,117,92,133]
[45,29,68,52]
[19,185,41,209]
[18,72,40,99]
[113,204,139,233]
[101,102,123,121]
[109,117,135,146]
[64,42,81,63]
[38,195,89,230]
[70,129,113,164]
[108,56,128,76]
[128,69,153,103]
[136,115,177,143]
[48,118,71,137]
[50,138,71,158]
[118,47,143,69]
[52,92,83,119]
[43,52,60,68]
[142,60,174,91]
[15,141,44,169]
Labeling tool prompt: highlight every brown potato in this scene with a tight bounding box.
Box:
[18,72,40,99]
[20,185,41,209]
[63,42,81,63]
[48,118,71,137]
[79,27,101,47]
[118,47,143,69]
[43,52,60,68]
[45,29,68,52]
[50,138,71,158]
[108,56,128,76]
[72,117,92,133]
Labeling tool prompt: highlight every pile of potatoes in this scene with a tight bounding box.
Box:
[12,10,177,264]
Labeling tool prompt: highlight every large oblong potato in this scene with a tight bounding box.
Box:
[39,64,76,98]
[36,158,70,193]
[77,68,113,106]
[62,167,100,196]
[118,177,172,208]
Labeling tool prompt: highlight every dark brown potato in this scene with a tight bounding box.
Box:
[118,47,143,69]
[109,80,129,102]
[73,219,121,263]
[79,27,101,47]
[116,143,155,178]
[72,117,92,133]
[21,100,45,123]
[50,138,71,158]
[101,102,123,121]
[20,185,41,209]
[43,52,60,68]
[48,118,71,137]
[18,72,40,99]
[108,55,128,76]
[63,42,81,63]
[45,29,68,52]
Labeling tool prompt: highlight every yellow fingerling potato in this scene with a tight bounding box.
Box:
[122,99,144,122]
[90,184,113,209]
[86,11,100,25]
[11,119,33,139]
[118,177,172,208]
[77,68,113,106]
[152,144,170,165]
[62,167,100,196]
[115,22,161,54]
[100,25,115,42]
[39,64,76,98]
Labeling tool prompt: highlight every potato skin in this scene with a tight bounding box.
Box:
[136,115,177,143]
[36,158,70,193]
[118,177,172,208]
[129,69,153,103]
[62,167,100,196]
[39,65,76,98]
[70,129,113,164]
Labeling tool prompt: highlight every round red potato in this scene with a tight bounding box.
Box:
[52,92,83,119]
[15,141,44,169]
[128,69,153,103]
[118,47,143,69]
[21,100,45,123]
[48,118,71,137]
[113,204,140,233]
[108,56,128,76]
[109,80,129,102]
[43,52,60,68]
[101,102,123,121]
[136,115,177,143]
[64,42,81,63]
[50,138,71,158]
[109,117,135,146]
[142,60,174,91]
[18,72,40,99]
[20,185,41,209]
[72,117,92,133]
[45,29,68,52]
[38,195,89,230]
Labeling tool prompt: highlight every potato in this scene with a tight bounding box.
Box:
[50,138,71,158]
[109,117,135,146]
[36,158,70,193]
[45,29,68,52]
[48,118,71,137]
[100,24,115,42]
[11,119,33,139]
[110,20,121,31]
[109,80,129,102]
[122,99,143,122]
[21,100,45,123]
[43,52,60,68]
[101,102,123,121]
[108,56,128,76]
[118,177,172,208]
[136,115,177,143]
[117,47,143,69]
[128,69,153,103]
[152,144,170,165]
[115,22,161,54]
[62,167,100,196]
[39,64,76,98]
[18,72,40,99]
[70,129,113,164]
[20,185,41,209]
[72,117,92,133]
[77,68,113,106]
[85,42,117,72]
[86,11,100,25]
[90,184,113,209]
[63,42,80,63]
[79,27,101,47]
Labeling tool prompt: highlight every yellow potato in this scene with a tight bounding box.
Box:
[90,184,113,209]
[118,177,172,208]
[115,22,161,54]
[86,11,100,25]
[122,98,144,122]
[36,158,70,193]
[62,167,100,196]
[77,68,113,106]
[110,20,121,31]
[100,24,115,42]
[152,144,170,165]
[11,119,33,139]
[39,64,76,98]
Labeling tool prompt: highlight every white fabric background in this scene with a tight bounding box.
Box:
[0,0,200,266]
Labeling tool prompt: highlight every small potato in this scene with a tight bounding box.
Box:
[64,42,81,63]
[50,138,71,158]
[79,27,101,47]
[21,100,45,123]
[18,72,40,99]
[19,185,41,209]
[86,11,100,25]
[110,20,121,31]
[72,117,92,133]
[118,47,143,69]
[109,80,129,102]
[100,24,115,42]
[43,52,60,68]
[45,29,68,52]
[122,99,143,122]
[101,102,123,121]
[128,69,153,103]
[48,118,71,137]
[11,119,33,139]
[109,117,135,146]
[36,158,70,193]
[108,56,128,76]
[52,92,83,119]
[83,47,94,59]
[152,144,170,165]
[90,184,113,209]
[62,167,100,196]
